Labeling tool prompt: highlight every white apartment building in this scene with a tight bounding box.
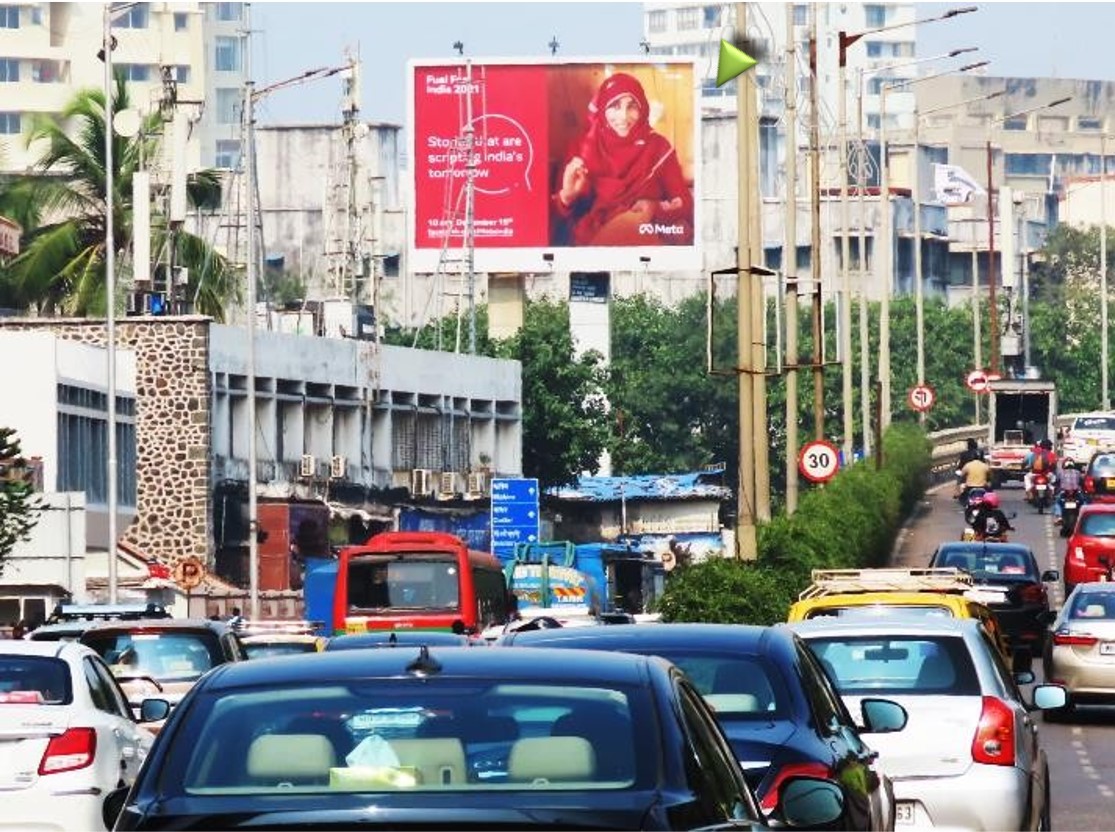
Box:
[0,1,246,173]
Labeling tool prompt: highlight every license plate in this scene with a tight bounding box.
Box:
[1089,439,1100,446]
[966,589,1007,605]
[896,802,915,824]
[1065,501,1078,510]
[1101,643,1115,655]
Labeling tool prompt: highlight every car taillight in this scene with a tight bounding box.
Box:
[1053,631,1099,647]
[759,761,833,813]
[1085,476,1096,494]
[971,696,1015,767]
[1073,546,1087,563]
[1019,584,1045,604]
[38,727,96,775]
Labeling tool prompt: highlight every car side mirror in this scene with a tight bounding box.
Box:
[777,777,845,827]
[860,697,908,733]
[1031,684,1068,710]
[1041,570,1060,583]
[139,698,171,723]
[102,785,130,830]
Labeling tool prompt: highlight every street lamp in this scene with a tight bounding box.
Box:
[986,96,1072,375]
[837,4,977,459]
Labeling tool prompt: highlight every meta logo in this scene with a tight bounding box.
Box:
[639,223,686,236]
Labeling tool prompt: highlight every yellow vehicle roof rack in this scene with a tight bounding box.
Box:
[798,568,974,600]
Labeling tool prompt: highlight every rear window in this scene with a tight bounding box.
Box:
[1089,454,1115,475]
[933,547,1036,579]
[644,651,789,719]
[1075,417,1115,432]
[1079,513,1115,537]
[161,680,653,794]
[243,641,319,660]
[805,605,956,621]
[0,656,72,705]
[83,631,222,682]
[1067,592,1115,620]
[806,636,980,696]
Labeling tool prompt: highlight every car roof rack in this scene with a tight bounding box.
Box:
[47,602,172,623]
[236,619,324,636]
[798,568,974,600]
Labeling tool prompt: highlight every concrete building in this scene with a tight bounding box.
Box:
[0,2,246,173]
[0,318,522,595]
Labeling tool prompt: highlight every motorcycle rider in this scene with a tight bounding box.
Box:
[1023,438,1057,502]
[1054,457,1084,525]
[969,491,1014,540]
[956,449,992,502]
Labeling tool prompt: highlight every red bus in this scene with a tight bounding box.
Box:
[332,532,510,636]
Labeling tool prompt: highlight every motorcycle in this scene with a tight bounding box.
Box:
[962,488,989,526]
[961,509,1016,543]
[1032,472,1053,514]
[1060,488,1082,537]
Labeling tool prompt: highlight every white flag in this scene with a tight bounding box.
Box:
[933,163,986,205]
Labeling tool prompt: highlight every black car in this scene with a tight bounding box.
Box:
[500,623,906,831]
[106,646,846,831]
[324,630,473,650]
[929,542,1058,657]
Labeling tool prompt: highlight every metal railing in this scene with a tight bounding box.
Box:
[925,412,1085,481]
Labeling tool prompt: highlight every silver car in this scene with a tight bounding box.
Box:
[1042,582,1115,721]
[787,617,1065,831]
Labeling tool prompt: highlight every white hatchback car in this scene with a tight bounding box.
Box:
[788,617,1065,831]
[1062,412,1115,465]
[0,640,169,831]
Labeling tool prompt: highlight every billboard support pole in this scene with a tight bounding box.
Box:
[734,2,757,559]
[464,59,477,355]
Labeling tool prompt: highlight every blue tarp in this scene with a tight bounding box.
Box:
[546,471,731,503]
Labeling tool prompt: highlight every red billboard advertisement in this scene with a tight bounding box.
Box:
[408,58,699,273]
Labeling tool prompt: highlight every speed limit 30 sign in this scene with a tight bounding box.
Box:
[798,439,840,483]
[908,384,936,413]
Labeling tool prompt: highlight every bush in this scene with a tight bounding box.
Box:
[659,425,932,625]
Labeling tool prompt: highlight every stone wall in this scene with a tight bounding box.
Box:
[0,317,212,568]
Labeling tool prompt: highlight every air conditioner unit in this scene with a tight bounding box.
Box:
[410,468,433,496]
[438,471,458,498]
[329,455,346,479]
[466,471,488,496]
[300,454,316,478]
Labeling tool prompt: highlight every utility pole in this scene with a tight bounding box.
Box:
[243,5,260,622]
[855,68,871,456]
[735,1,757,558]
[784,2,800,514]
[1103,132,1110,410]
[913,111,926,416]
[878,83,892,429]
[808,7,824,440]
[342,53,360,303]
[465,60,478,355]
[838,31,854,462]
[103,4,118,603]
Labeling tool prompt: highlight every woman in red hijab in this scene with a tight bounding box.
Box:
[552,72,694,247]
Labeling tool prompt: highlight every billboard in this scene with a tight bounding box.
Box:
[408,58,700,273]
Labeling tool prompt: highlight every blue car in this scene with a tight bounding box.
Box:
[105,646,846,831]
[501,623,906,831]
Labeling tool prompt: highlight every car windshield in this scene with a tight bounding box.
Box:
[163,680,652,795]
[325,632,470,650]
[0,656,71,705]
[1089,455,1115,475]
[934,547,1036,580]
[347,555,461,612]
[1076,417,1115,432]
[1079,513,1115,537]
[243,641,319,659]
[806,636,981,697]
[1067,592,1115,620]
[83,631,221,682]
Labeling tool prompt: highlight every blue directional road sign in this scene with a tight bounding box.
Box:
[490,477,540,561]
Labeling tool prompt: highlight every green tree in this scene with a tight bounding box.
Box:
[0,73,239,319]
[0,428,40,574]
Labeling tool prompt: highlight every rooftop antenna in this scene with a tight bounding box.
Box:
[548,36,560,56]
[640,38,650,54]
[453,40,464,56]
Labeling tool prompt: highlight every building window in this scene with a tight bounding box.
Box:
[793,4,808,25]
[116,3,149,29]
[55,384,137,508]
[1079,117,1103,131]
[867,76,890,95]
[0,58,17,82]
[865,4,887,26]
[118,64,151,82]
[647,9,666,32]
[174,11,188,30]
[0,112,19,134]
[30,60,65,83]
[30,4,41,25]
[676,6,699,30]
[0,5,18,27]
[703,5,721,27]
[867,114,881,129]
[1004,153,1053,176]
[215,88,241,125]
[215,139,240,169]
[215,2,242,21]
[215,36,242,72]
[895,42,914,58]
[866,41,883,58]
[172,65,190,83]
[1003,116,1027,131]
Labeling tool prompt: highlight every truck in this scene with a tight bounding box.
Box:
[986,378,1057,488]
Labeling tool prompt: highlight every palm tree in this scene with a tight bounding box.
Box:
[1,72,240,320]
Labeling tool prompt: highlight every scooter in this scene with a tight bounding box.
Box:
[1032,473,1053,514]
[1060,489,1082,537]
[962,488,989,527]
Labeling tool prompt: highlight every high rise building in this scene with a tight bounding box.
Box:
[0,2,246,174]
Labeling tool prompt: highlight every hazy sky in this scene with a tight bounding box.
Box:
[249,2,1115,127]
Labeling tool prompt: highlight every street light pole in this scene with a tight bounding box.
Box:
[784,1,800,513]
[103,4,119,603]
[243,6,260,621]
[1103,131,1109,410]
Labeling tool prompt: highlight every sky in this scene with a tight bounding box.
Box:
[249,1,1115,127]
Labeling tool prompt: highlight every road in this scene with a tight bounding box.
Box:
[891,479,1114,829]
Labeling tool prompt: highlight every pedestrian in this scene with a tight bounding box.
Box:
[228,606,245,631]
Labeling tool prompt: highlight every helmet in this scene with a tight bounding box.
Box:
[1063,458,1077,470]
[1041,439,1053,451]
[983,491,1001,509]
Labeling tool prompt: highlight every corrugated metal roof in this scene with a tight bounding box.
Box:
[547,471,731,503]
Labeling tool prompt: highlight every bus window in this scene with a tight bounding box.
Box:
[347,557,461,612]
[474,567,509,628]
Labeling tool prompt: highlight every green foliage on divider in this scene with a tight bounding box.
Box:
[657,424,931,626]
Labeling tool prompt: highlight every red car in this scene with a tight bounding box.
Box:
[1063,504,1115,594]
